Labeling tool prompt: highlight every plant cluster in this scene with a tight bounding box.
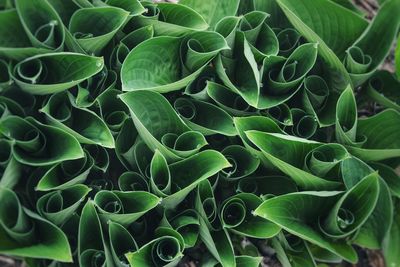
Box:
[0,0,400,266]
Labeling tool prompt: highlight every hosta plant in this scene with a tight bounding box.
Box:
[0,0,400,266]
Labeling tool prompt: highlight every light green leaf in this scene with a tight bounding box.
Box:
[121,32,228,92]
[125,227,184,267]
[0,116,84,166]
[119,90,208,161]
[276,0,359,91]
[41,91,115,148]
[160,150,231,210]
[347,109,400,161]
[396,35,400,78]
[383,200,400,267]
[78,200,107,267]
[0,187,72,262]
[348,0,400,86]
[320,173,380,239]
[220,193,281,238]
[131,2,208,36]
[36,150,94,191]
[254,191,358,263]
[93,190,160,226]
[15,0,65,50]
[11,52,104,95]
[220,145,260,180]
[340,157,393,249]
[246,130,341,190]
[174,97,236,136]
[69,6,130,55]
[198,220,236,267]
[179,0,240,28]
[36,184,91,226]
[0,9,51,60]
[257,43,318,109]
[365,70,400,112]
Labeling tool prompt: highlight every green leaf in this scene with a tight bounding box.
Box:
[340,157,393,249]
[348,0,400,86]
[115,119,139,170]
[195,179,218,228]
[235,11,280,61]
[220,193,281,238]
[125,227,184,267]
[96,89,129,134]
[2,1,400,265]
[131,2,209,36]
[206,82,254,116]
[121,32,228,92]
[354,178,392,249]
[0,9,50,60]
[214,32,260,108]
[0,140,22,189]
[383,200,400,267]
[159,209,200,249]
[179,0,240,28]
[106,0,145,16]
[254,191,358,263]
[36,150,94,191]
[276,0,359,91]
[258,43,319,109]
[150,149,171,197]
[220,145,260,180]
[15,0,65,50]
[120,25,154,51]
[173,97,237,136]
[319,173,380,239]
[184,66,216,100]
[237,175,298,197]
[330,0,364,14]
[365,71,400,112]
[370,162,400,197]
[0,116,84,166]
[69,6,130,55]
[47,0,80,25]
[41,91,115,148]
[78,200,107,267]
[74,68,117,108]
[335,85,362,146]
[304,143,350,178]
[288,108,318,139]
[235,256,262,267]
[396,34,400,78]
[160,149,231,210]
[198,220,236,267]
[272,233,317,267]
[253,0,289,28]
[93,190,160,226]
[348,109,400,161]
[234,116,282,168]
[0,95,25,119]
[11,52,104,95]
[235,255,263,267]
[36,184,91,226]
[246,130,341,190]
[277,0,368,58]
[0,187,72,262]
[118,171,149,192]
[119,90,208,161]
[108,221,138,267]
